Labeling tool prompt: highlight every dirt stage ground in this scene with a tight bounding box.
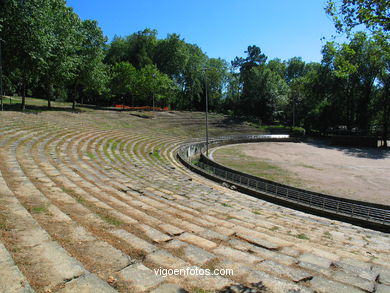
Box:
[212,139,390,205]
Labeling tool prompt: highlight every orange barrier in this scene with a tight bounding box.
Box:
[115,105,169,111]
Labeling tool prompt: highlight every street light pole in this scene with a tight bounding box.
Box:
[204,70,209,156]
[292,98,295,128]
[0,38,3,111]
[152,73,156,113]
[293,99,295,127]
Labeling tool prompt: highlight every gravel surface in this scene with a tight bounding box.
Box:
[213,140,390,205]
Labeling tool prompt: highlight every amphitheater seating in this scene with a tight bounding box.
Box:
[0,110,389,292]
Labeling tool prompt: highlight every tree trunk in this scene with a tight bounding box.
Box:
[357,82,372,133]
[21,83,26,111]
[72,84,77,110]
[347,87,353,131]
[47,83,53,110]
[382,78,390,148]
[382,98,389,148]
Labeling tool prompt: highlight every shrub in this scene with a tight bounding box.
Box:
[291,127,306,137]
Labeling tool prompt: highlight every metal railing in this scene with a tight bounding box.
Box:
[177,135,390,231]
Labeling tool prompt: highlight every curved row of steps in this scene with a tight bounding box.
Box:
[0,110,389,293]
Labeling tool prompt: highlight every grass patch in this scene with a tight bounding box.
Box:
[103,139,114,152]
[252,210,262,215]
[270,226,279,231]
[86,152,95,160]
[248,122,305,136]
[296,233,309,240]
[194,289,214,293]
[0,221,7,230]
[0,214,9,230]
[100,215,123,227]
[150,150,161,160]
[31,206,48,214]
[202,258,221,272]
[119,142,126,156]
[103,139,117,157]
[129,111,154,119]
[300,164,321,170]
[111,140,119,152]
[221,202,232,207]
[226,216,237,220]
[323,231,332,239]
[61,186,74,195]
[301,164,316,169]
[75,196,85,204]
[213,145,303,187]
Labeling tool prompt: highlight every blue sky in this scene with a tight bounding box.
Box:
[66,0,347,63]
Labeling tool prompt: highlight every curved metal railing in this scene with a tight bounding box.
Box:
[176,135,390,232]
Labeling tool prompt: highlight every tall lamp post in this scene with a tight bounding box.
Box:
[152,73,156,112]
[0,38,3,111]
[204,67,209,156]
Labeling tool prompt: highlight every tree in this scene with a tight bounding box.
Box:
[325,0,389,39]
[178,43,207,110]
[284,57,307,84]
[224,65,242,116]
[267,58,286,79]
[321,33,385,131]
[204,58,229,111]
[137,64,177,108]
[105,28,157,70]
[1,0,54,110]
[154,33,189,79]
[110,62,138,105]
[104,36,128,65]
[233,46,268,119]
[72,19,108,109]
[39,0,82,109]
[287,63,332,130]
[0,0,86,110]
[373,50,390,146]
[125,28,157,69]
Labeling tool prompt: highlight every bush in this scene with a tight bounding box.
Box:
[291,127,306,137]
[247,121,306,137]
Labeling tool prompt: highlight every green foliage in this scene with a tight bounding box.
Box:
[0,0,109,109]
[99,214,123,227]
[194,289,213,293]
[150,150,161,160]
[110,62,138,101]
[249,123,305,137]
[1,0,388,141]
[296,233,310,240]
[31,206,49,214]
[86,152,95,160]
[154,33,189,78]
[231,45,289,123]
[137,64,178,107]
[325,0,389,41]
[291,127,306,137]
[72,19,109,106]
